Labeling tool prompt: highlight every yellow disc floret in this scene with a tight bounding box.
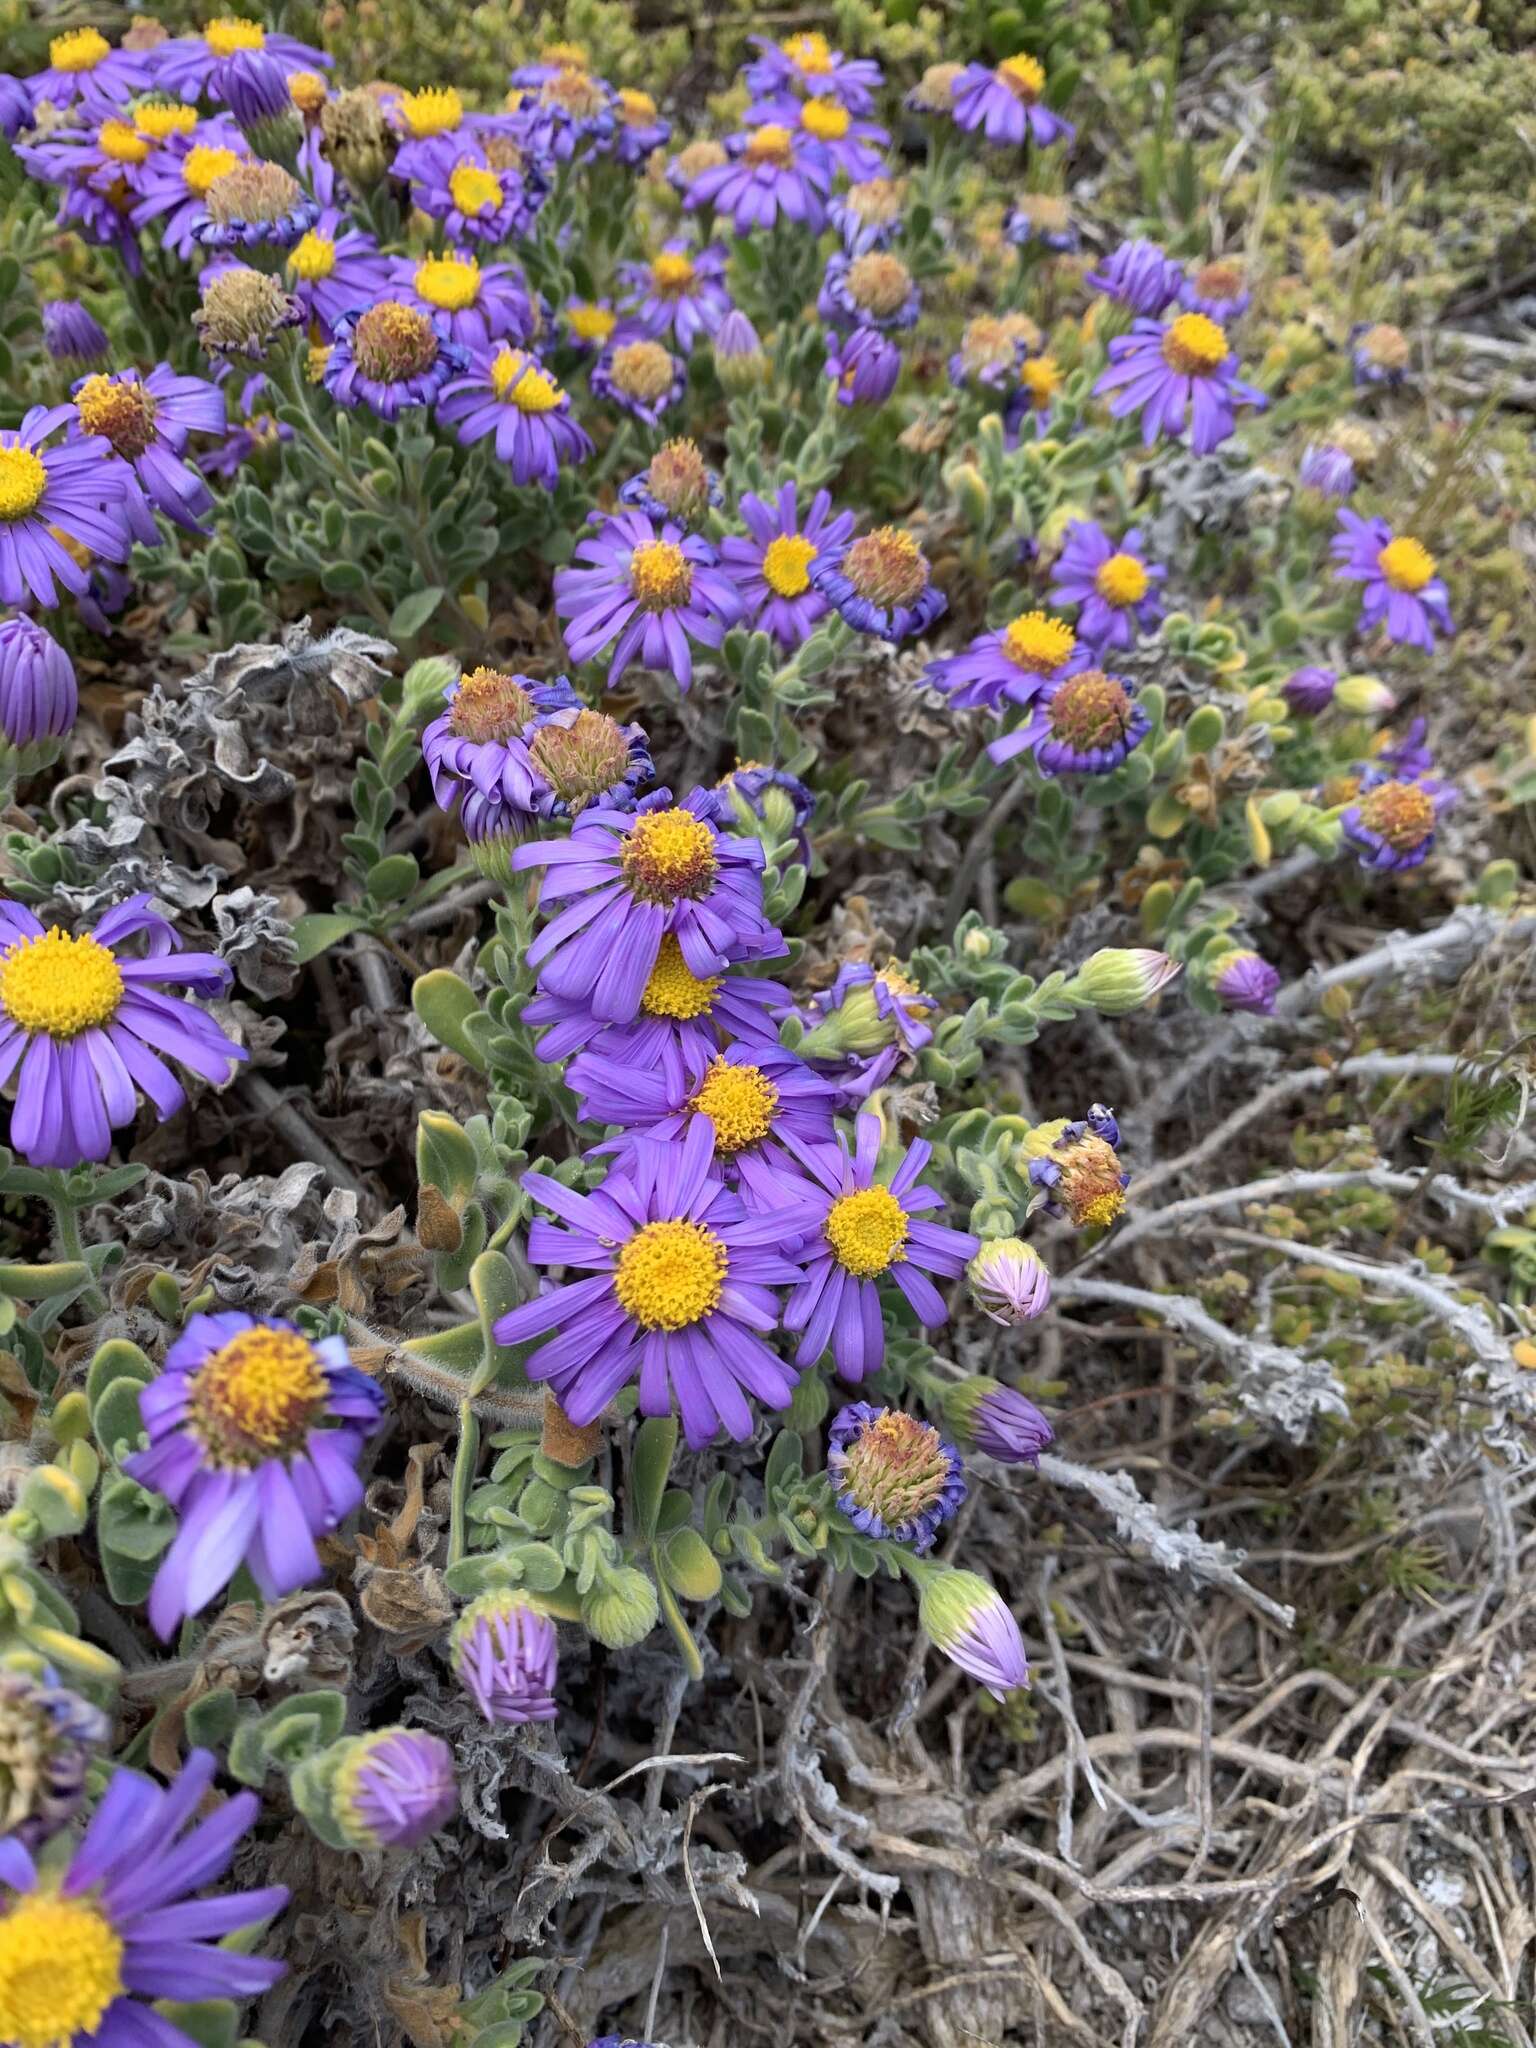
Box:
[614,1219,727,1330]
[0,1891,125,2048]
[414,253,482,311]
[1161,312,1229,376]
[1377,535,1435,593]
[134,101,199,140]
[628,538,693,611]
[744,124,793,167]
[449,162,502,217]
[1095,552,1150,606]
[0,931,123,1039]
[825,1185,909,1278]
[762,533,818,598]
[97,118,151,164]
[398,86,463,136]
[610,339,674,404]
[783,32,833,72]
[1358,778,1435,851]
[288,230,336,281]
[651,249,695,294]
[621,807,717,900]
[997,52,1046,100]
[800,99,850,141]
[189,1326,328,1462]
[182,143,241,197]
[690,1057,779,1153]
[50,27,111,72]
[568,301,617,345]
[641,935,720,1019]
[0,447,49,524]
[1020,355,1061,408]
[204,16,266,55]
[1003,610,1076,674]
[620,88,658,125]
[489,346,563,411]
[75,375,158,458]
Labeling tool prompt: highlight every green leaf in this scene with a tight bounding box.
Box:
[291,911,365,964]
[468,1250,532,1396]
[0,1260,91,1300]
[389,584,444,641]
[96,1472,176,1561]
[762,1429,804,1498]
[185,1687,241,1748]
[153,2003,239,2048]
[365,853,420,904]
[654,1573,704,1679]
[628,1415,676,1547]
[92,1378,147,1456]
[659,1527,723,1602]
[412,970,489,1071]
[86,1339,155,1419]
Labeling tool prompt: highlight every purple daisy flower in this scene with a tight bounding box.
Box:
[494,1117,820,1446]
[818,249,920,333]
[828,176,907,254]
[781,1114,978,1382]
[523,941,791,1071]
[743,33,883,112]
[41,299,109,364]
[452,1590,559,1725]
[1085,237,1184,317]
[919,1569,1029,1698]
[554,509,743,692]
[950,55,1074,149]
[437,344,593,487]
[810,525,946,642]
[750,94,891,180]
[925,606,1086,712]
[1179,259,1252,323]
[947,1377,1054,1466]
[617,239,732,352]
[25,27,153,115]
[0,1749,288,2048]
[1027,1111,1129,1228]
[282,209,393,335]
[1212,950,1281,1015]
[0,406,130,611]
[1341,768,1456,872]
[0,614,77,752]
[152,18,331,104]
[719,483,855,651]
[128,124,250,259]
[1005,192,1078,253]
[1299,442,1357,499]
[515,66,617,164]
[827,1402,966,1552]
[1282,665,1337,716]
[17,114,164,211]
[322,302,467,420]
[333,1728,457,1849]
[391,251,534,353]
[0,895,244,1167]
[824,325,902,407]
[589,334,686,429]
[613,86,672,166]
[42,364,225,542]
[402,132,544,244]
[511,788,782,1023]
[967,1238,1052,1326]
[989,666,1151,775]
[421,664,581,856]
[0,74,27,140]
[685,124,832,236]
[562,296,619,354]
[1095,311,1266,453]
[122,1311,386,1639]
[617,440,723,527]
[566,1039,838,1211]
[1330,511,1454,650]
[1047,520,1167,650]
[1351,321,1410,388]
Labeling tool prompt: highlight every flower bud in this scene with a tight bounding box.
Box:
[582,1565,660,1649]
[333,1727,457,1849]
[222,48,303,166]
[713,307,766,392]
[41,299,109,365]
[1281,665,1336,716]
[320,87,394,187]
[451,1589,558,1726]
[918,1568,1029,1699]
[1063,947,1181,1016]
[944,1377,1053,1464]
[1333,672,1396,717]
[1210,949,1281,1017]
[0,1665,109,1846]
[966,1238,1050,1324]
[0,615,77,767]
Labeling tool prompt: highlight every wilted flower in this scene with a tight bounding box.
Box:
[41,300,109,365]
[421,665,584,868]
[123,1310,386,1638]
[667,137,729,196]
[1330,511,1453,650]
[905,62,966,115]
[1179,260,1251,323]
[527,706,654,821]
[797,960,936,1099]
[824,324,902,407]
[950,55,1074,148]
[1095,312,1265,453]
[590,335,686,428]
[334,1728,457,1849]
[1064,947,1181,1015]
[452,1591,559,1725]
[618,439,723,526]
[827,1403,966,1551]
[1027,1111,1129,1229]
[0,1749,288,2048]
[613,85,671,166]
[0,614,78,759]
[811,525,946,642]
[1298,442,1356,499]
[0,1667,108,1847]
[966,1238,1052,1325]
[438,344,593,487]
[1085,237,1184,316]
[1005,192,1077,252]
[829,176,907,254]
[320,85,394,186]
[989,666,1151,775]
[1212,950,1281,1015]
[1048,519,1167,649]
[945,1376,1054,1464]
[554,509,743,691]
[919,1568,1029,1697]
[1341,768,1456,872]
[1282,665,1337,716]
[1351,321,1410,388]
[819,250,920,333]
[720,484,855,650]
[322,301,465,418]
[193,263,301,361]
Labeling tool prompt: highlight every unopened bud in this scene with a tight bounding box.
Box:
[1064,947,1181,1016]
[582,1565,660,1648]
[1334,672,1396,716]
[966,1238,1051,1324]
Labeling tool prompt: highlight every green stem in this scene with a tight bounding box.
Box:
[43,1172,108,1319]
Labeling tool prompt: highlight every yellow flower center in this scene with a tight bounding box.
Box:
[744,124,794,167]
[1377,535,1435,593]
[825,1185,909,1278]
[542,41,589,67]
[489,346,562,411]
[1049,669,1135,751]
[183,143,241,197]
[1095,553,1150,606]
[50,27,112,72]
[641,935,720,1018]
[414,254,481,312]
[622,808,717,902]
[75,375,158,459]
[353,301,438,381]
[97,119,150,165]
[613,1219,727,1331]
[0,931,123,1039]
[620,88,658,124]
[762,533,818,598]
[844,527,928,608]
[847,176,903,225]
[449,162,503,217]
[398,86,463,137]
[134,101,199,140]
[0,447,49,524]
[1358,778,1435,851]
[0,1891,125,2048]
[1079,1188,1125,1228]
[651,249,695,295]
[998,52,1046,100]
[1057,1133,1127,1229]
[1161,312,1229,376]
[568,301,617,344]
[288,70,328,115]
[1003,610,1076,673]
[1021,355,1061,406]
[527,708,633,810]
[204,16,266,56]
[610,339,674,403]
[189,1326,329,1463]
[690,1057,779,1153]
[288,229,336,281]
[847,252,912,317]
[628,538,693,612]
[449,665,535,745]
[783,32,833,72]
[801,99,850,141]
